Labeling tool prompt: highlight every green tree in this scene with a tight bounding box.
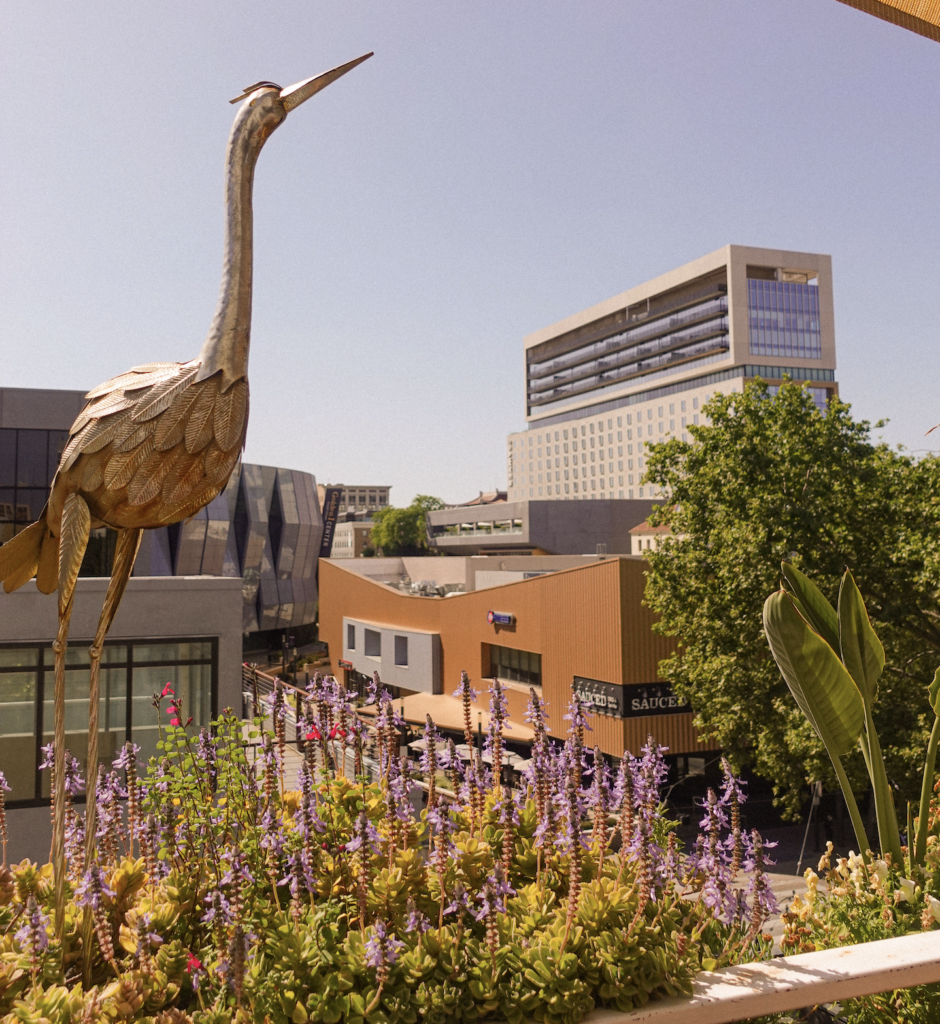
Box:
[643,380,940,818]
[369,494,445,556]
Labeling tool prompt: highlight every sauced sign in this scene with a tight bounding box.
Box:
[572,677,689,719]
[624,683,689,718]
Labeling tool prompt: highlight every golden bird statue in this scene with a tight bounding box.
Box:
[0,51,372,937]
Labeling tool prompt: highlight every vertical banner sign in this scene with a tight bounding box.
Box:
[316,486,343,585]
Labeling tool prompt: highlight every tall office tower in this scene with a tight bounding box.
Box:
[507,245,837,501]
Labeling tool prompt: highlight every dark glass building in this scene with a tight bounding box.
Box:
[0,387,323,634]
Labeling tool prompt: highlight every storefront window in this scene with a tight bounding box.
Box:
[489,644,541,687]
[0,638,215,805]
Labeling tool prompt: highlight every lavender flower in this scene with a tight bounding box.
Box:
[0,769,9,867]
[405,897,430,935]
[364,917,404,1014]
[455,671,479,754]
[197,728,217,792]
[487,678,510,787]
[346,812,383,856]
[75,864,116,962]
[15,893,49,962]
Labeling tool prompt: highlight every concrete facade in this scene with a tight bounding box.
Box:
[427,498,659,555]
[1,575,243,864]
[508,245,838,500]
[330,519,374,558]
[342,616,442,694]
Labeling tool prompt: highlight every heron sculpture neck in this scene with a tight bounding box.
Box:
[196,91,284,390]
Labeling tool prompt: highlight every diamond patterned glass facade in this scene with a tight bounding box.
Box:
[0,425,323,636]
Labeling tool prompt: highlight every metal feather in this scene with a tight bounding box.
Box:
[80,452,106,491]
[103,436,156,490]
[84,368,171,400]
[184,376,220,454]
[129,361,181,373]
[113,418,158,454]
[0,518,45,592]
[36,528,58,594]
[126,447,184,506]
[213,379,248,451]
[154,388,201,450]
[58,494,91,602]
[131,365,199,423]
[163,452,207,505]
[204,443,241,488]
[80,413,131,455]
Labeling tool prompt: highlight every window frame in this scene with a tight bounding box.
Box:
[0,636,217,809]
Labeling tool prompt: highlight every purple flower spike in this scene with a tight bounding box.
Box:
[364,919,404,970]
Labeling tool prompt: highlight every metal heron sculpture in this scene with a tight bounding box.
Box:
[0,51,372,937]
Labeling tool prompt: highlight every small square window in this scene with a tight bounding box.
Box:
[347,624,355,650]
[394,635,408,667]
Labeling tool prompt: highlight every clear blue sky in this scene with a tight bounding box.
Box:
[2,2,938,505]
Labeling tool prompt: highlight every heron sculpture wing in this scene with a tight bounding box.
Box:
[57,362,248,529]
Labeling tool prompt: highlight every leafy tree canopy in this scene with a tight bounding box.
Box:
[369,494,445,556]
[644,381,940,818]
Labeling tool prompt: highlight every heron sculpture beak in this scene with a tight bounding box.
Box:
[280,52,373,112]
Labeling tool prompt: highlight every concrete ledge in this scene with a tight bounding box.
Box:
[589,930,940,1024]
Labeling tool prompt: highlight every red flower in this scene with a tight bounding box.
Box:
[306,728,321,741]
[186,953,203,974]
[161,683,175,697]
[329,725,347,740]
[170,718,181,727]
[164,706,176,715]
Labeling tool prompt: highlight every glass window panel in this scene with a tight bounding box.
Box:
[15,431,48,487]
[14,489,47,523]
[133,641,211,663]
[0,430,15,487]
[47,431,69,476]
[41,667,127,797]
[0,670,37,800]
[40,645,125,668]
[131,663,211,768]
[0,490,15,525]
[0,647,39,668]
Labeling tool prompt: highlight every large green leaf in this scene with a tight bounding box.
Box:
[930,667,940,717]
[838,570,885,710]
[763,589,865,756]
[781,561,840,653]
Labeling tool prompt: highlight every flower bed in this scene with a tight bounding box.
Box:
[0,674,780,1023]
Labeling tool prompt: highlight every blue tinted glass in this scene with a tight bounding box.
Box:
[748,280,821,359]
[47,431,69,476]
[14,489,47,522]
[0,431,15,487]
[16,431,48,487]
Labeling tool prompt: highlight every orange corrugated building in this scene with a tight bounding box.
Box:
[319,556,715,759]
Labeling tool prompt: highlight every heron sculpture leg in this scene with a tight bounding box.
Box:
[82,526,142,982]
[53,493,91,939]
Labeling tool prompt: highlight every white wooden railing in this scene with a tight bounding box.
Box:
[591,930,940,1023]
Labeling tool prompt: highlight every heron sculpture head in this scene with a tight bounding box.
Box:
[227,52,373,152]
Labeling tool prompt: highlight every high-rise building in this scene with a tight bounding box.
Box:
[507,245,837,500]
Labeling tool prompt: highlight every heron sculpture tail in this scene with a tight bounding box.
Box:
[0,511,58,594]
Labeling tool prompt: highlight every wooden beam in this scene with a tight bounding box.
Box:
[586,930,940,1024]
[835,0,940,43]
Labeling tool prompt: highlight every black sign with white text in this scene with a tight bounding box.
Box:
[572,677,690,719]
